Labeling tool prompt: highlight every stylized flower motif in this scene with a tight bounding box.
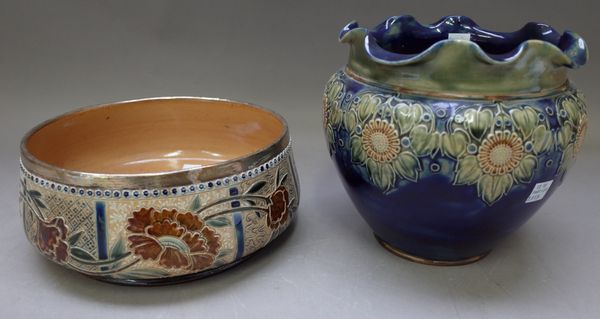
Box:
[477,131,524,176]
[36,217,69,264]
[361,119,401,163]
[127,208,220,271]
[344,94,436,191]
[452,130,535,205]
[443,105,550,205]
[267,186,289,230]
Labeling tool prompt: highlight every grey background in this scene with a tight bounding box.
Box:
[1,1,599,318]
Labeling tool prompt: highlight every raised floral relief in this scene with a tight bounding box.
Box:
[267,186,289,230]
[36,217,69,264]
[344,92,437,191]
[442,105,552,205]
[323,74,586,206]
[20,150,297,282]
[127,208,221,271]
[556,94,588,175]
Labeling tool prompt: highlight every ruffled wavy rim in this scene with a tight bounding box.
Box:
[340,15,588,68]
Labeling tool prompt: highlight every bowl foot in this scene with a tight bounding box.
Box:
[88,257,246,286]
[374,234,489,266]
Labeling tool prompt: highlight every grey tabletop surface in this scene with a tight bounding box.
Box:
[1,1,599,318]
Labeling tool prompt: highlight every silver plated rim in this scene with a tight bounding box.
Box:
[19,143,291,199]
[20,97,290,189]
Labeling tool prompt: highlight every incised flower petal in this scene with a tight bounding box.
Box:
[356,94,379,122]
[410,124,439,156]
[392,152,421,182]
[513,154,537,184]
[477,174,513,205]
[511,106,538,139]
[464,108,493,140]
[441,129,469,158]
[531,125,553,154]
[453,155,482,185]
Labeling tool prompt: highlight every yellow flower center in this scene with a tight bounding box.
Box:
[489,144,513,166]
[478,131,524,176]
[361,119,400,163]
[370,132,390,153]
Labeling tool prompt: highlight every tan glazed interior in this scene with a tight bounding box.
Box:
[25,98,285,174]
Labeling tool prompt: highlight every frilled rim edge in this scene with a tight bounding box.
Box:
[339,15,588,68]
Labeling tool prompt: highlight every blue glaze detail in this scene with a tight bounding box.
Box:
[323,69,588,262]
[358,15,586,65]
[340,21,359,40]
[95,202,108,261]
[233,212,244,260]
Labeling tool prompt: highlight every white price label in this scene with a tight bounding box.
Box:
[525,180,554,203]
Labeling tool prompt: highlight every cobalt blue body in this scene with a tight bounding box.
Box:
[323,16,588,263]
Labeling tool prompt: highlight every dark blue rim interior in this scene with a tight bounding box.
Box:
[342,15,587,66]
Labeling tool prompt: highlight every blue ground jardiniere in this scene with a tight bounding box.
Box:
[323,15,589,265]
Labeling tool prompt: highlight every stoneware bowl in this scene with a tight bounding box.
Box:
[20,97,299,285]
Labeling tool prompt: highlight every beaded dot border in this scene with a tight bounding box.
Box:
[20,143,291,199]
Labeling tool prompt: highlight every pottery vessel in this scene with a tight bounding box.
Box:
[20,97,299,285]
[323,16,588,264]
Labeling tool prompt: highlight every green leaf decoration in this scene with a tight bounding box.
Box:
[392,152,421,182]
[558,144,574,176]
[477,174,513,205]
[562,98,581,122]
[344,110,358,133]
[393,102,422,134]
[409,125,438,156]
[190,195,202,211]
[245,199,256,206]
[513,155,537,184]
[378,164,395,191]
[531,125,553,154]
[557,123,573,150]
[350,136,366,163]
[206,216,231,227]
[326,125,334,146]
[511,106,538,139]
[110,237,129,260]
[465,109,493,140]
[441,129,469,158]
[330,107,343,127]
[366,159,391,191]
[327,81,344,101]
[356,94,379,123]
[67,231,83,246]
[70,247,96,261]
[453,155,482,185]
[246,181,267,194]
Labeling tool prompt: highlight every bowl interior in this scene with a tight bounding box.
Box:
[25,98,285,174]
